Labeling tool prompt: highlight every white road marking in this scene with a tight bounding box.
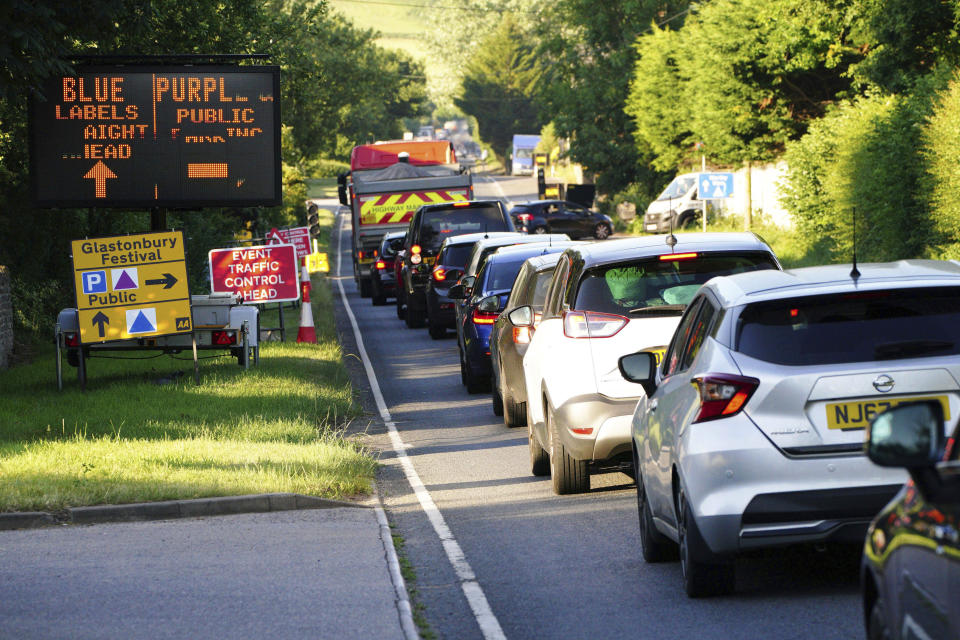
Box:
[483,174,509,201]
[334,210,508,640]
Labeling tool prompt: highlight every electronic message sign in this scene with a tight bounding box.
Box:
[31,66,281,208]
[71,230,192,344]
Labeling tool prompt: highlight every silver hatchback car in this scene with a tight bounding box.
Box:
[620,261,960,597]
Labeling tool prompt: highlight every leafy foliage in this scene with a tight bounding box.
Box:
[0,0,427,342]
[420,0,547,112]
[454,14,543,161]
[783,89,937,262]
[922,69,960,259]
[629,0,858,169]
[850,0,960,93]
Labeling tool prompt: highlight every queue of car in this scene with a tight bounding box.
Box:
[357,198,959,637]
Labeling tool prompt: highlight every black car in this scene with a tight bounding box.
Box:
[489,250,568,427]
[862,401,960,640]
[425,232,518,340]
[510,200,613,239]
[370,231,406,306]
[399,200,514,329]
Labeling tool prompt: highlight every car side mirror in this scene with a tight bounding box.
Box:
[867,401,944,468]
[448,284,466,300]
[508,305,533,328]
[478,295,499,313]
[867,401,951,502]
[459,275,475,298]
[618,351,657,398]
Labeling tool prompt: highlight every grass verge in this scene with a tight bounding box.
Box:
[0,210,374,513]
[391,531,436,640]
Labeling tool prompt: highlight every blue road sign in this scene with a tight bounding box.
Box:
[82,270,107,294]
[699,173,734,200]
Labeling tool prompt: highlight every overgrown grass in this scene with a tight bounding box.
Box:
[0,211,373,513]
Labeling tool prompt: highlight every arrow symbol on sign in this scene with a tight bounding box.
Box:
[84,160,117,198]
[92,311,109,338]
[145,273,178,289]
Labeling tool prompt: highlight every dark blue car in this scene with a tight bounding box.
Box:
[450,242,578,393]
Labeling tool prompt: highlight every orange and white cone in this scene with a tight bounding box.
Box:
[296,263,316,343]
[300,257,311,296]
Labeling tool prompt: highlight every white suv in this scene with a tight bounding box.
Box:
[515,233,780,495]
[621,260,960,597]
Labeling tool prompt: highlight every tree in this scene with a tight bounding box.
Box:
[454,14,543,161]
[420,0,547,112]
[536,0,689,195]
[629,0,859,170]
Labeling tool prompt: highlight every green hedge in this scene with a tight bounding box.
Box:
[782,90,935,262]
[923,69,960,259]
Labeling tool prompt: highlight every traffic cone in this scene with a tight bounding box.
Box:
[296,264,316,343]
[300,257,311,295]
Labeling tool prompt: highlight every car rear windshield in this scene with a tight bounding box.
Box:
[439,244,473,269]
[736,287,960,366]
[574,252,777,316]
[419,205,508,251]
[481,258,526,292]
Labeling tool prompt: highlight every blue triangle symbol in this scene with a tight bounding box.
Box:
[130,311,155,333]
[115,271,137,290]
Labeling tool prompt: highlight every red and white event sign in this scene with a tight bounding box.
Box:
[209,244,300,303]
[267,226,311,260]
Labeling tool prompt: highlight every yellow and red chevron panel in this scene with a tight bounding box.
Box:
[359,189,469,226]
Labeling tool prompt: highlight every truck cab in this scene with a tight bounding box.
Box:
[339,141,473,298]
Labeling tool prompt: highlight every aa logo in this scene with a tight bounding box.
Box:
[175,317,191,331]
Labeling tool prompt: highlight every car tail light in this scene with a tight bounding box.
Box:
[571,427,594,435]
[64,332,80,347]
[212,330,237,345]
[562,311,628,338]
[517,213,533,224]
[375,260,386,270]
[692,374,759,423]
[453,201,470,207]
[432,267,447,282]
[411,245,421,255]
[472,308,498,325]
[512,326,533,344]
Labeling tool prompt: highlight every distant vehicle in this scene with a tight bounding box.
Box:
[452,241,578,394]
[622,260,960,597]
[370,231,406,306]
[643,173,703,233]
[511,134,541,176]
[521,233,780,498]
[862,401,960,640]
[510,200,613,239]
[416,125,435,140]
[337,140,472,298]
[398,200,515,329]
[426,232,519,340]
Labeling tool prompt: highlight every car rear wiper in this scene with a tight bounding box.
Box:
[874,339,954,360]
[627,305,686,317]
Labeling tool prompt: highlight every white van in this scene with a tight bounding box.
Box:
[643,173,703,233]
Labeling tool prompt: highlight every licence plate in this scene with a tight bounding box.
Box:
[825,395,951,430]
[646,224,657,231]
